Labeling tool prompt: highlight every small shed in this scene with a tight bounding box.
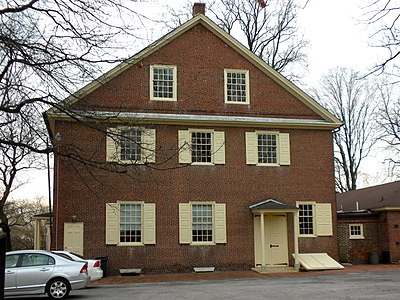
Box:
[337,181,400,264]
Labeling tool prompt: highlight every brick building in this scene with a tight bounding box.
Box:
[44,4,341,274]
[337,181,400,264]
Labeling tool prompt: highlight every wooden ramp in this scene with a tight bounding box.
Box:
[294,253,344,270]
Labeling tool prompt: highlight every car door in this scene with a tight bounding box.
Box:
[4,254,19,293]
[16,253,56,293]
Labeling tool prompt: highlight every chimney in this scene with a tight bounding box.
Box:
[192,3,205,16]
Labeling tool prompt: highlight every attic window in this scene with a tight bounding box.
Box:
[150,65,177,101]
[224,69,249,104]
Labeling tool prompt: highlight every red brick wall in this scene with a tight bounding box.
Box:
[52,22,338,274]
[52,120,337,274]
[385,211,400,262]
[337,214,380,264]
[74,24,320,120]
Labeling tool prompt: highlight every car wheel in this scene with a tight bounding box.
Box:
[46,278,71,299]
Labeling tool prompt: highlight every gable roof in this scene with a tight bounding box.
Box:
[337,181,400,212]
[249,199,298,212]
[46,13,341,130]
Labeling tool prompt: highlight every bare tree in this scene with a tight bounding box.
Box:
[0,116,42,250]
[376,82,400,175]
[4,197,48,250]
[312,67,379,192]
[164,0,309,80]
[0,0,154,249]
[362,0,400,79]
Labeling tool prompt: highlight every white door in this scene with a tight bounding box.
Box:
[254,215,288,266]
[64,222,84,255]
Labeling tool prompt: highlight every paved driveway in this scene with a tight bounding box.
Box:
[6,268,400,299]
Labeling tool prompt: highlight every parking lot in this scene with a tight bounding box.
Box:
[6,265,400,300]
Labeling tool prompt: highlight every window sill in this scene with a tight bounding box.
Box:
[150,97,177,101]
[190,242,215,246]
[349,236,365,240]
[117,243,144,246]
[256,163,280,167]
[224,101,250,105]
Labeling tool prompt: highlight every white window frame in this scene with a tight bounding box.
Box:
[256,131,279,166]
[150,65,177,101]
[224,69,250,104]
[179,202,226,245]
[245,131,290,166]
[106,127,156,164]
[191,203,214,245]
[178,129,225,165]
[106,201,156,246]
[349,224,365,239]
[296,201,333,237]
[297,201,316,237]
[118,202,143,246]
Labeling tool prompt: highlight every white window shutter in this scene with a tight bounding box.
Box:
[106,128,119,162]
[142,129,156,163]
[143,203,156,244]
[279,133,291,165]
[179,203,191,244]
[316,203,333,236]
[106,203,119,245]
[178,130,191,164]
[245,132,258,165]
[215,203,227,244]
[213,131,225,164]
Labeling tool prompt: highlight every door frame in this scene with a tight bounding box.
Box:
[249,199,300,270]
[254,213,289,266]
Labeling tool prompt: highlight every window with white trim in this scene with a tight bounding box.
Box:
[179,202,226,245]
[297,202,333,237]
[120,203,142,243]
[258,133,277,164]
[178,129,225,165]
[106,127,156,164]
[349,224,364,239]
[298,203,314,235]
[106,202,156,246]
[192,204,213,242]
[150,65,177,101]
[246,131,290,166]
[224,69,249,104]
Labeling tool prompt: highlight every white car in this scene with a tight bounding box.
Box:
[53,250,104,281]
[5,249,89,299]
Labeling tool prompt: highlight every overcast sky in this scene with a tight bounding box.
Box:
[11,0,387,200]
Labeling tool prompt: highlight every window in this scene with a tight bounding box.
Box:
[191,132,212,163]
[120,128,141,161]
[297,202,333,237]
[6,254,19,268]
[179,202,226,245]
[299,203,314,235]
[246,131,290,166]
[178,129,225,165]
[349,224,364,239]
[21,254,55,267]
[192,204,213,242]
[150,65,177,101]
[258,133,277,164]
[120,203,142,243]
[106,202,156,246]
[106,127,156,164]
[224,69,249,104]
